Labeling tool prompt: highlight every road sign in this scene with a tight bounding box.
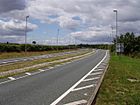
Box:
[116,43,124,53]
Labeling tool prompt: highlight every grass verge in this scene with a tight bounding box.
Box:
[96,54,140,105]
[0,49,75,59]
[0,50,93,78]
[0,50,90,72]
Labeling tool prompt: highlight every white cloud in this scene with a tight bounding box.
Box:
[0,19,37,36]
[0,19,37,43]
[70,25,113,43]
[0,0,140,43]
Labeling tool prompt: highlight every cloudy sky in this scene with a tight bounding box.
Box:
[0,0,140,45]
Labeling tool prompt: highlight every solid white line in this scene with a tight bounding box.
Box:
[64,100,87,105]
[50,51,107,105]
[25,72,31,75]
[8,77,16,80]
[82,77,100,82]
[72,84,95,92]
[89,72,102,76]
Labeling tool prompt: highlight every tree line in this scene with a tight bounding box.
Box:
[0,32,139,58]
[0,43,77,52]
[114,32,140,57]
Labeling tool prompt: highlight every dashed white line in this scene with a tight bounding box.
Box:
[64,100,87,105]
[0,80,12,85]
[25,72,31,75]
[48,67,54,69]
[55,64,61,67]
[39,69,45,72]
[2,62,8,64]
[13,60,19,62]
[82,77,100,82]
[72,84,95,92]
[8,77,16,80]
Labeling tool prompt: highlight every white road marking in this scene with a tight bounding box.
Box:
[25,72,31,75]
[96,68,104,70]
[13,60,19,62]
[89,72,102,76]
[82,77,100,82]
[94,69,104,72]
[50,51,108,105]
[55,64,61,67]
[48,67,54,69]
[0,57,75,85]
[64,100,87,105]
[14,74,30,80]
[101,63,107,66]
[23,59,27,61]
[2,62,8,64]
[39,69,45,72]
[72,84,95,92]
[0,80,12,85]
[84,93,88,96]
[8,77,16,80]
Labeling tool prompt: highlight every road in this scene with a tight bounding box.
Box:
[0,50,108,105]
[0,50,84,66]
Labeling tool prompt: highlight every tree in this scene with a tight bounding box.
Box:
[32,41,36,45]
[114,32,140,56]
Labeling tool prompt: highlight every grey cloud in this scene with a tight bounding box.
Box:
[0,19,37,36]
[119,21,140,34]
[0,0,26,14]
[1,0,140,44]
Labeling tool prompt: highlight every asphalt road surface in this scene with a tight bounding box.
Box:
[0,50,84,66]
[0,50,107,105]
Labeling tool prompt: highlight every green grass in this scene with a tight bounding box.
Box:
[0,50,93,78]
[0,50,90,72]
[96,54,140,105]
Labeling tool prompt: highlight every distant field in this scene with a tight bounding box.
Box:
[96,54,140,105]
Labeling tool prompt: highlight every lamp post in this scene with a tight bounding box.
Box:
[111,25,113,42]
[57,29,59,45]
[56,29,59,51]
[25,16,29,53]
[113,9,118,54]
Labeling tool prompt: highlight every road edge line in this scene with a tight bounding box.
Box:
[50,51,108,105]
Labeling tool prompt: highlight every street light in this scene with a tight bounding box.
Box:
[111,25,114,42]
[25,16,29,53]
[57,29,59,45]
[113,9,118,53]
[113,9,118,38]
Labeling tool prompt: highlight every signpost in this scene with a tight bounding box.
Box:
[116,43,124,53]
